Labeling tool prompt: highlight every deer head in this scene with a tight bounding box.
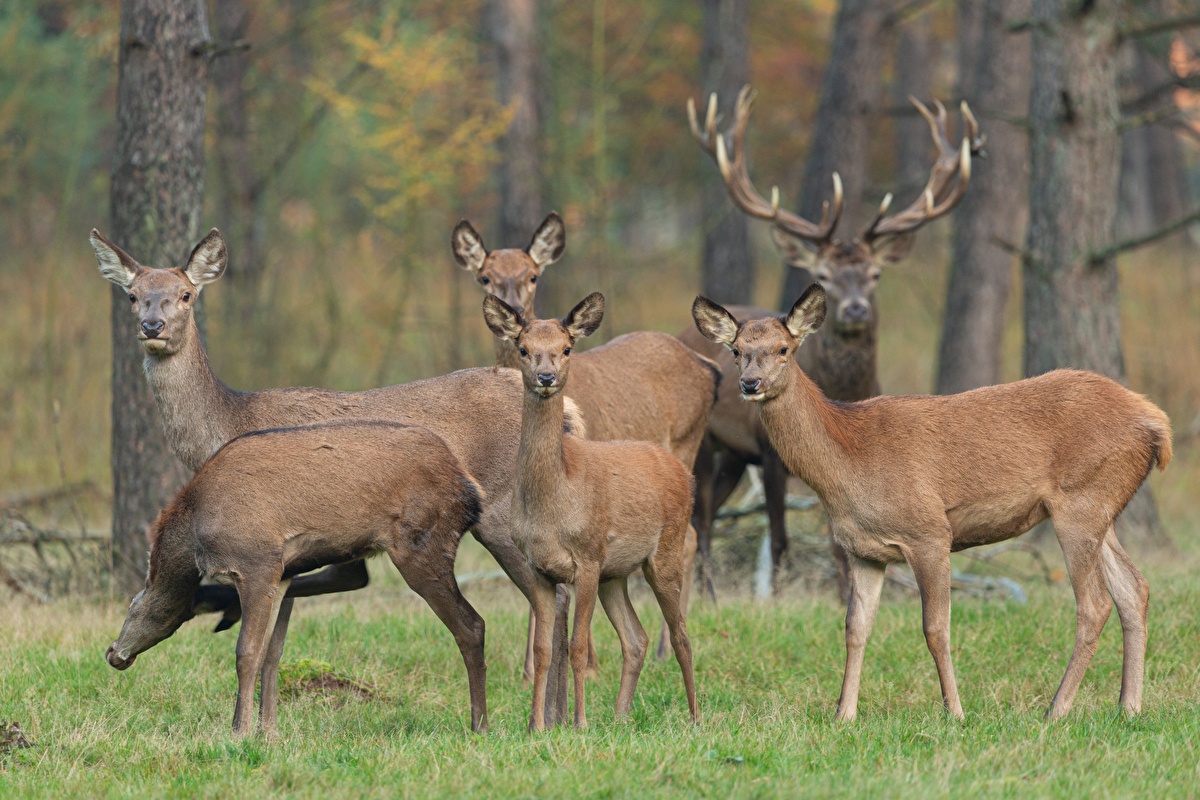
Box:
[482,292,605,396]
[689,86,982,333]
[91,228,227,356]
[693,284,827,401]
[453,213,566,318]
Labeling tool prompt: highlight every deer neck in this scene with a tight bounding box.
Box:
[812,320,879,400]
[494,337,523,370]
[757,360,860,504]
[142,323,242,472]
[515,386,569,512]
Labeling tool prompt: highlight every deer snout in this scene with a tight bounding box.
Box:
[740,377,762,395]
[839,300,870,326]
[537,372,556,387]
[140,319,165,338]
[105,642,135,670]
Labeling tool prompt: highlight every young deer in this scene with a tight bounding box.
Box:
[482,292,699,731]
[453,214,721,661]
[91,228,583,724]
[684,86,982,595]
[106,421,487,736]
[692,285,1167,722]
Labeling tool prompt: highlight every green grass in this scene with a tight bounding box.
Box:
[3,554,1199,798]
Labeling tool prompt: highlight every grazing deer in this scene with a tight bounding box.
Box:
[692,285,1166,721]
[91,228,584,724]
[482,292,699,731]
[453,214,721,662]
[106,421,487,736]
[684,86,982,595]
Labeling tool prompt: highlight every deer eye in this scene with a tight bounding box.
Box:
[529,275,537,284]
[731,348,740,358]
[182,292,191,302]
[817,270,832,282]
[518,346,528,357]
[480,276,491,286]
[563,347,571,356]
[779,347,788,356]
[128,293,137,304]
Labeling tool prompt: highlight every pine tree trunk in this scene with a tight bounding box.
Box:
[491,0,543,247]
[935,0,1030,394]
[699,0,753,305]
[781,0,891,307]
[1024,0,1171,554]
[109,0,210,594]
[892,10,934,202]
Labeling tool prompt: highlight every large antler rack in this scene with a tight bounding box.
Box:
[688,85,844,245]
[859,97,984,243]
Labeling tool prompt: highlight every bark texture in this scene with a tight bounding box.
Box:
[699,0,754,305]
[109,0,210,593]
[782,0,891,307]
[935,0,1030,394]
[892,10,935,202]
[1024,0,1170,552]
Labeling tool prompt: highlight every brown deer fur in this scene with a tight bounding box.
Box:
[454,213,720,662]
[91,227,585,724]
[105,421,486,736]
[482,292,699,731]
[693,284,1167,721]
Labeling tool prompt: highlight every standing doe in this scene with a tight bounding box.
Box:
[482,292,699,731]
[692,284,1167,721]
[106,421,487,736]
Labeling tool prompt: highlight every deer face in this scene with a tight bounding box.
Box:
[483,292,604,396]
[693,284,827,401]
[105,582,192,671]
[91,229,227,357]
[453,213,565,318]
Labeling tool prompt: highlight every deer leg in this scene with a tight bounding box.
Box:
[1046,522,1110,721]
[691,433,717,601]
[644,546,699,724]
[231,570,286,737]
[528,572,559,733]
[762,446,789,593]
[657,523,697,661]
[906,547,963,719]
[196,560,371,633]
[257,594,295,736]
[570,568,601,730]
[523,610,536,685]
[545,585,572,727]
[835,554,886,723]
[1100,526,1149,715]
[390,543,489,734]
[598,577,647,718]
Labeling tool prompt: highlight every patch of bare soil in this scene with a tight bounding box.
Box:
[1,721,33,750]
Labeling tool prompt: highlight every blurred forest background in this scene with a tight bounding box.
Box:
[1,0,1198,597]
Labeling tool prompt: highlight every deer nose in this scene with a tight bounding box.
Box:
[537,372,555,387]
[740,377,762,394]
[842,301,870,324]
[141,319,165,337]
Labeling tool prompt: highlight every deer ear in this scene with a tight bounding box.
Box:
[869,233,915,266]
[770,227,819,270]
[482,295,524,341]
[563,292,604,339]
[452,220,488,273]
[527,212,565,269]
[90,229,141,288]
[784,283,827,340]
[691,296,739,347]
[184,229,227,288]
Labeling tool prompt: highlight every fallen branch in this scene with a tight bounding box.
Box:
[716,496,821,521]
[1,481,101,510]
[0,558,48,604]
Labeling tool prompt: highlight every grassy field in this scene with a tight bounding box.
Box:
[3,544,1200,799]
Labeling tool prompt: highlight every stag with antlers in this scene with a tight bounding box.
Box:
[682,85,984,596]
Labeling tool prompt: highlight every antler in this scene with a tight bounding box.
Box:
[688,85,843,244]
[860,97,984,243]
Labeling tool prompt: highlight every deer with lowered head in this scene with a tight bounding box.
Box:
[91,228,585,724]
[482,291,699,731]
[693,284,1167,721]
[453,213,721,662]
[682,86,982,595]
[106,420,487,736]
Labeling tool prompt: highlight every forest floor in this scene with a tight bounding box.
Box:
[3,538,1199,799]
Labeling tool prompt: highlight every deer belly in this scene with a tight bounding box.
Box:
[281,528,380,577]
[947,498,1048,550]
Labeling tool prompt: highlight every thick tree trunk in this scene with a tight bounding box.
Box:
[1024,0,1171,553]
[935,0,1030,394]
[892,10,934,202]
[211,0,265,326]
[699,0,753,305]
[109,0,210,594]
[782,0,892,307]
[490,0,543,247]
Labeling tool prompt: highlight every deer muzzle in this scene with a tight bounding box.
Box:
[105,642,136,670]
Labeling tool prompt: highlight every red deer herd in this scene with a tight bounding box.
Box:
[93,86,1169,737]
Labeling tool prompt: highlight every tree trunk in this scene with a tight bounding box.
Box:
[1024,0,1171,553]
[935,0,1030,394]
[892,9,934,202]
[782,0,892,307]
[211,0,265,326]
[490,0,543,246]
[699,0,753,305]
[109,0,210,594]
